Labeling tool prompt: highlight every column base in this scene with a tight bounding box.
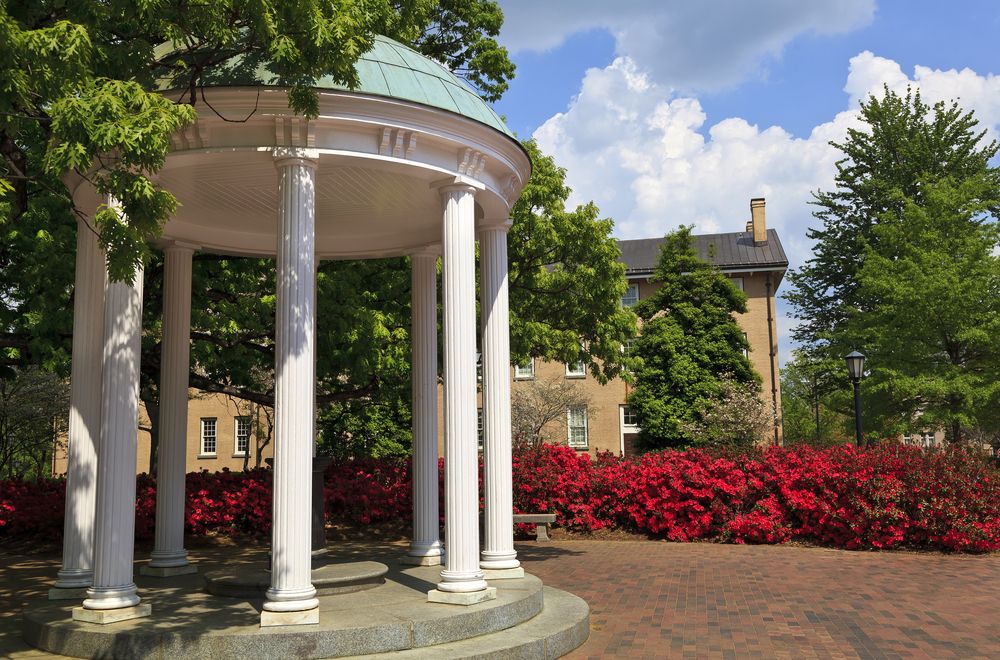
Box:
[401,554,443,566]
[482,567,525,580]
[260,607,319,627]
[72,604,151,625]
[428,587,496,606]
[139,563,198,578]
[49,587,89,601]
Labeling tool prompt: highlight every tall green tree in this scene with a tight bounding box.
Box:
[785,88,1000,441]
[628,226,757,449]
[852,176,1000,442]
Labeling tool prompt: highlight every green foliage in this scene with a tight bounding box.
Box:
[628,226,758,449]
[318,397,412,460]
[0,0,512,281]
[509,140,637,383]
[780,350,853,446]
[785,87,1000,441]
[0,367,69,479]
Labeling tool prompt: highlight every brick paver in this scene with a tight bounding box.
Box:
[516,540,1000,659]
[1,539,997,658]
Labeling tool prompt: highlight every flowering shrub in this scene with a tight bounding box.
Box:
[1,444,997,553]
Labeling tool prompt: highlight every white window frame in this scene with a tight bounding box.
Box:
[514,359,535,380]
[234,416,251,456]
[567,406,589,449]
[621,405,639,430]
[730,277,745,291]
[565,360,586,378]
[200,418,218,457]
[621,283,639,308]
[742,332,749,359]
[903,432,912,444]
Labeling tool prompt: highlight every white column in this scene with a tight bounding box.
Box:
[478,220,522,578]
[405,247,443,565]
[52,217,106,598]
[263,147,320,625]
[144,243,197,576]
[429,183,494,604]
[77,207,149,620]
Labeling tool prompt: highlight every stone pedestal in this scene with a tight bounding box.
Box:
[73,604,151,625]
[427,587,497,606]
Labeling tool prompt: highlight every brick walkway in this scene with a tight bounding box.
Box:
[2,539,998,658]
[516,540,1000,659]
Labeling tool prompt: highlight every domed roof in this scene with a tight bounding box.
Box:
[156,35,514,138]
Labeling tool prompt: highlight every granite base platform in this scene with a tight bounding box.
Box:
[22,563,589,659]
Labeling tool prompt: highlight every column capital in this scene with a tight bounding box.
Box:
[160,240,200,254]
[476,218,513,234]
[431,175,485,196]
[411,243,442,258]
[273,147,320,169]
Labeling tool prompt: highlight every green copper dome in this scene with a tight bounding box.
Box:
[157,35,513,138]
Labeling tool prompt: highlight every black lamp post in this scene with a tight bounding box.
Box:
[845,351,866,448]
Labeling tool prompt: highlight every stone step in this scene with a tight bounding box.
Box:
[204,560,389,598]
[352,587,590,659]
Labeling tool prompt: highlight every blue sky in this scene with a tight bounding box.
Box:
[490,0,1000,362]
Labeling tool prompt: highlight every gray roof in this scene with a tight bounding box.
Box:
[618,229,788,276]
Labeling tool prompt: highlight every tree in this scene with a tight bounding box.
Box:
[1,7,636,461]
[779,350,852,446]
[508,141,637,383]
[627,227,758,449]
[0,368,69,479]
[785,88,1000,441]
[681,375,772,449]
[510,377,592,451]
[852,176,1000,442]
[0,0,515,281]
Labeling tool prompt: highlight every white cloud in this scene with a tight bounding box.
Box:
[497,0,875,91]
[533,52,1000,357]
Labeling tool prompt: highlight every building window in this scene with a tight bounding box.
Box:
[514,359,535,380]
[234,416,251,456]
[742,332,749,359]
[200,418,217,456]
[621,283,639,308]
[730,277,745,291]
[903,432,912,444]
[621,406,638,428]
[565,360,586,378]
[567,406,588,449]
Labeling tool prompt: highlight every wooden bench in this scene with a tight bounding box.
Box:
[513,513,557,541]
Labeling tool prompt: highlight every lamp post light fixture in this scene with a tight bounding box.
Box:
[845,351,866,448]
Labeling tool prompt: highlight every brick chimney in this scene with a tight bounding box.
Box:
[749,197,767,246]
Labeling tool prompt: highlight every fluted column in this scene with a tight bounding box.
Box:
[75,202,149,622]
[143,243,197,576]
[478,220,522,578]
[429,183,494,605]
[51,217,106,598]
[263,147,320,626]
[405,247,443,566]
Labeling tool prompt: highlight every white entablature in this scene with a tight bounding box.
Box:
[131,87,530,260]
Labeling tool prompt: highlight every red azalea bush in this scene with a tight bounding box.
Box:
[1,444,998,553]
